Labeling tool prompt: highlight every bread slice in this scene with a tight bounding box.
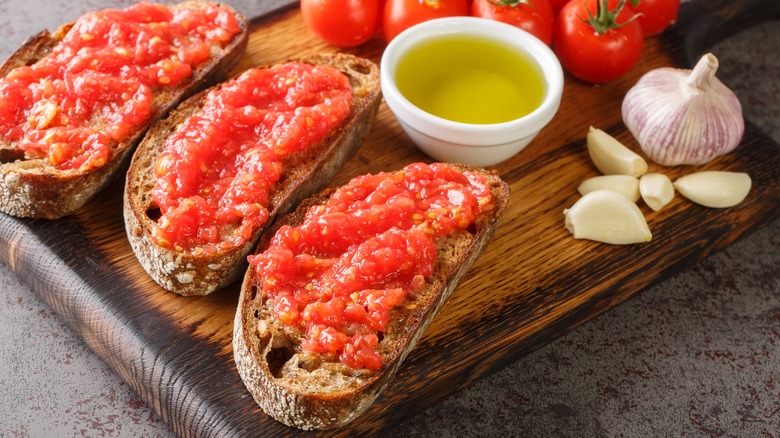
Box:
[123,54,382,296]
[233,163,510,430]
[0,2,249,219]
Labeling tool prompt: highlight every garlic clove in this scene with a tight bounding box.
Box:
[673,171,751,208]
[564,189,652,245]
[622,53,744,166]
[639,173,675,211]
[577,175,640,202]
[586,126,648,177]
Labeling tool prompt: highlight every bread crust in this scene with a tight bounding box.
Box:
[123,54,382,296]
[0,1,249,219]
[233,164,510,430]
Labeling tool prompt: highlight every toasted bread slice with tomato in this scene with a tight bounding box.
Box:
[233,162,510,430]
[123,53,382,295]
[0,1,249,219]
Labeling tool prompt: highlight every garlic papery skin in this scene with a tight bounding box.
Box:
[578,175,640,202]
[639,173,674,211]
[673,171,751,208]
[564,190,652,245]
[621,53,744,166]
[586,126,648,177]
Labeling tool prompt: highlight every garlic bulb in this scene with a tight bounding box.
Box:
[621,53,744,166]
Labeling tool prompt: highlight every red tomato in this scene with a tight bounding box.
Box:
[547,0,569,14]
[553,0,644,83]
[300,0,381,47]
[470,0,554,45]
[383,0,469,43]
[632,0,680,36]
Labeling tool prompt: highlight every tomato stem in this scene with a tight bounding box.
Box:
[582,0,640,35]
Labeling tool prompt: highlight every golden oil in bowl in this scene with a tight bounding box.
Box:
[394,34,546,125]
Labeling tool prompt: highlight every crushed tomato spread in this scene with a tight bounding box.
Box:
[0,2,241,171]
[150,62,353,254]
[249,163,495,370]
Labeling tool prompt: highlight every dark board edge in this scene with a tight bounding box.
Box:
[246,0,298,27]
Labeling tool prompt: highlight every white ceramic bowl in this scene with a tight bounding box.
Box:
[380,16,564,167]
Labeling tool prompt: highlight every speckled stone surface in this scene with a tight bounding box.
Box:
[0,1,778,436]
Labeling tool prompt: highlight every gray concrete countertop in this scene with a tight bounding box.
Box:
[1,1,778,436]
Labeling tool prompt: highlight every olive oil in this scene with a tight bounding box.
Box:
[395,34,546,125]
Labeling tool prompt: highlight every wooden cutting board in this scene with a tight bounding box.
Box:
[1,0,779,436]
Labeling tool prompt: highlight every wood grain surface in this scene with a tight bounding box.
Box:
[1,0,779,436]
